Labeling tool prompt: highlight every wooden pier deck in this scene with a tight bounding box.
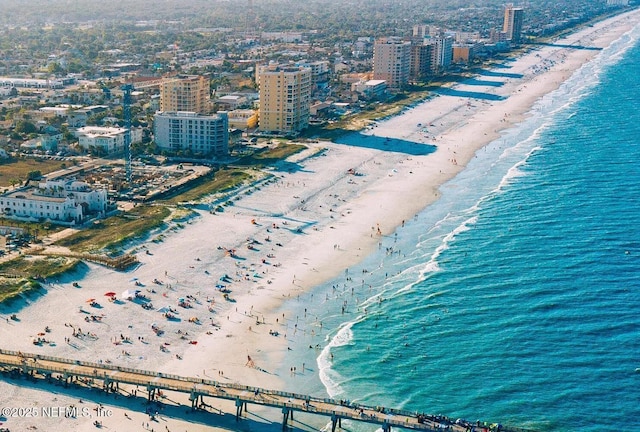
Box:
[0,349,535,432]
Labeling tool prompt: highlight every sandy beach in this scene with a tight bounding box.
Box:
[1,9,639,432]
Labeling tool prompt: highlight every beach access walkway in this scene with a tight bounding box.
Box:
[28,247,139,270]
[0,349,535,432]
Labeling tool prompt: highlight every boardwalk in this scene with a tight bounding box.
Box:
[28,248,139,270]
[0,349,534,432]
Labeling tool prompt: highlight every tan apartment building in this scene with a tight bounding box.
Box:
[257,64,311,135]
[503,4,524,44]
[373,37,411,89]
[160,75,210,114]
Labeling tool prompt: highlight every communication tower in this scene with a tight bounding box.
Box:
[121,84,133,185]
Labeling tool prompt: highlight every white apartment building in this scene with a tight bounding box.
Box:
[76,126,143,154]
[154,111,229,156]
[0,179,107,224]
[352,80,387,99]
[428,36,454,72]
[296,60,330,87]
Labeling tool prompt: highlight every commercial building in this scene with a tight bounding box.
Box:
[154,111,229,156]
[257,64,311,135]
[227,110,258,130]
[0,179,107,224]
[373,37,411,89]
[160,75,210,114]
[216,94,248,110]
[0,76,75,89]
[503,4,525,44]
[76,126,143,154]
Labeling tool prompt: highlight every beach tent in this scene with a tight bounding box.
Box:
[121,289,139,300]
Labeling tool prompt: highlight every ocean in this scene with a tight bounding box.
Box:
[278,22,640,432]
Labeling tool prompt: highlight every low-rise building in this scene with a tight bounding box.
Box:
[352,79,387,100]
[0,179,107,224]
[76,126,143,154]
[0,76,75,89]
[217,94,248,109]
[227,109,258,130]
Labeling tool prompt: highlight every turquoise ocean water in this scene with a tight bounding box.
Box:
[278,22,640,432]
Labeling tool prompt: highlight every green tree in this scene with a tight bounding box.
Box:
[27,170,42,180]
[15,120,37,135]
[47,62,65,75]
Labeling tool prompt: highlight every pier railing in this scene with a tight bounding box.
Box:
[0,348,538,432]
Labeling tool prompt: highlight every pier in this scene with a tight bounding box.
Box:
[0,349,535,432]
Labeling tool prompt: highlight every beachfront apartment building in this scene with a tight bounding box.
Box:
[0,179,107,224]
[503,4,525,44]
[154,111,229,157]
[257,63,311,135]
[373,37,411,89]
[410,43,434,80]
[160,75,210,114]
[428,36,454,73]
[76,126,143,155]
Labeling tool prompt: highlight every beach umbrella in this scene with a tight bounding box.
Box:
[104,292,116,297]
[121,289,137,300]
[157,306,171,313]
[215,284,225,289]
[86,298,96,302]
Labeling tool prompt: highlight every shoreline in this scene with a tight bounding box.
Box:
[1,9,639,432]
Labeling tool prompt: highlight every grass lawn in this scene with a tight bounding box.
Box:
[235,143,306,167]
[0,157,69,188]
[54,205,171,253]
[160,168,252,205]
